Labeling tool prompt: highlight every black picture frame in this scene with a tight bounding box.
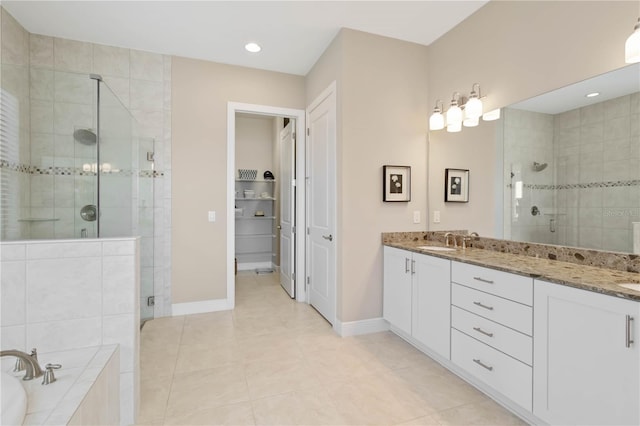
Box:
[444,168,469,202]
[383,165,411,202]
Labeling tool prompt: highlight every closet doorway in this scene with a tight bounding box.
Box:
[227,103,306,307]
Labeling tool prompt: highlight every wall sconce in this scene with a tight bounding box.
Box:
[446,92,463,130]
[464,83,483,119]
[626,17,640,64]
[430,84,499,133]
[429,100,445,130]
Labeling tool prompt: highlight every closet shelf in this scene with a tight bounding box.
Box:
[235,179,276,183]
[18,218,60,222]
[235,234,276,239]
[235,197,276,201]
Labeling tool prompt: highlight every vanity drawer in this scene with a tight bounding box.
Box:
[452,261,533,306]
[451,306,532,365]
[452,329,532,411]
[452,284,532,336]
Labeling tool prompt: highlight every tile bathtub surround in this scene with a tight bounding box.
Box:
[0,238,140,425]
[136,272,524,426]
[9,345,120,425]
[381,231,640,274]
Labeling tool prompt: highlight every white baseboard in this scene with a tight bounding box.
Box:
[237,261,273,271]
[171,298,231,316]
[334,317,389,337]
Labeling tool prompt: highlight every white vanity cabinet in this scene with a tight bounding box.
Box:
[383,246,413,335]
[450,261,534,411]
[383,246,451,358]
[412,253,451,359]
[533,279,640,425]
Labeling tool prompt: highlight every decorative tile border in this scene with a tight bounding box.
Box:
[0,160,163,177]
[382,231,639,274]
[507,180,639,190]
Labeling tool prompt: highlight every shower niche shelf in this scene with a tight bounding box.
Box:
[235,178,277,271]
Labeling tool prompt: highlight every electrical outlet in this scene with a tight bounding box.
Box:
[433,210,441,223]
[413,210,421,224]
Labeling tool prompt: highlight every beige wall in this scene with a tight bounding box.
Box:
[427,0,638,238]
[236,115,275,176]
[306,29,429,322]
[172,57,304,303]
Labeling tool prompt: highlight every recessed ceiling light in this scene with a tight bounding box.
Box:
[586,92,600,98]
[245,42,261,53]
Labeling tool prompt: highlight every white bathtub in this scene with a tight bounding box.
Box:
[0,345,119,425]
[1,370,27,425]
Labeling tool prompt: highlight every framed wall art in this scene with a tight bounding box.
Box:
[444,168,469,202]
[383,165,411,202]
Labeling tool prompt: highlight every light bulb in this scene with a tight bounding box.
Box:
[447,122,462,133]
[446,105,462,126]
[429,112,445,130]
[463,116,479,127]
[626,18,640,64]
[465,83,483,119]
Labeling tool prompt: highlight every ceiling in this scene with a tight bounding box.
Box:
[3,1,488,76]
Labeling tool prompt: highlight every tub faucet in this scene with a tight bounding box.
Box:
[0,349,43,380]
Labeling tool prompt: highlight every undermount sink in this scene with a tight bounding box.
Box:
[417,245,457,252]
[618,283,640,292]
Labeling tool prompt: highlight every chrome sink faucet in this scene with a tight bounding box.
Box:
[1,349,43,380]
[444,232,456,247]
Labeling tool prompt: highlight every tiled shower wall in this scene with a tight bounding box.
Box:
[554,93,640,252]
[0,7,172,317]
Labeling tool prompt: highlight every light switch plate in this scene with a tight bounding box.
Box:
[433,210,441,223]
[413,210,421,224]
[208,211,216,222]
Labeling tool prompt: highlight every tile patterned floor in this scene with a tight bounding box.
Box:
[137,272,526,425]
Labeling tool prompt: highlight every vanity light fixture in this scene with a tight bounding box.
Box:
[463,114,479,128]
[429,100,445,130]
[464,83,483,119]
[446,92,463,127]
[482,108,501,121]
[447,122,462,133]
[585,92,600,98]
[245,42,262,53]
[625,17,640,63]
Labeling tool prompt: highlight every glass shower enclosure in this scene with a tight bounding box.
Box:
[0,69,155,323]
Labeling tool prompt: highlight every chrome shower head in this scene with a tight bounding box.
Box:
[73,128,96,145]
[533,162,548,172]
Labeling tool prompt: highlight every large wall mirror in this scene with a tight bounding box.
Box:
[501,63,639,254]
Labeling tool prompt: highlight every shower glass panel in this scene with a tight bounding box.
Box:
[98,80,136,237]
[139,137,155,321]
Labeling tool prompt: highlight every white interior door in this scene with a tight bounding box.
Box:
[306,84,336,325]
[279,120,295,298]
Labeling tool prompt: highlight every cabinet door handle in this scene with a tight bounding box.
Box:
[473,359,494,371]
[626,315,635,348]
[405,258,410,273]
[411,260,416,275]
[473,327,494,337]
[473,301,494,311]
[473,277,494,284]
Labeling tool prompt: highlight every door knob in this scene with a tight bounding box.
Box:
[322,234,333,241]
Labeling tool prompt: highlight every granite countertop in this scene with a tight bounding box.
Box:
[384,240,640,302]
